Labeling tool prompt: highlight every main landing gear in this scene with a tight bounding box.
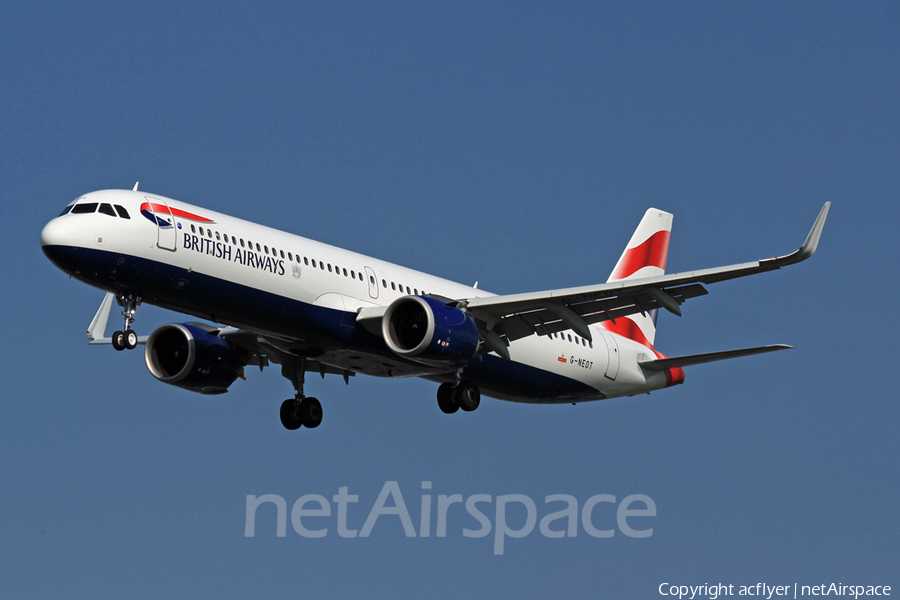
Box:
[436,378,481,415]
[112,294,141,351]
[280,397,323,431]
[279,355,323,430]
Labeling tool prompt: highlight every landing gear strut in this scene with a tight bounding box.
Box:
[436,378,481,415]
[279,355,323,430]
[112,294,140,351]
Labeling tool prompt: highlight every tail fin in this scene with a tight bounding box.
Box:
[603,208,673,348]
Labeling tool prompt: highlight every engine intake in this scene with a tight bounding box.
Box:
[144,323,245,394]
[382,296,479,365]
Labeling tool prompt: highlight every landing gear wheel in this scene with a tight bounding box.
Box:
[280,399,303,430]
[437,382,459,414]
[301,397,323,429]
[124,329,138,350]
[456,381,481,412]
[112,330,126,351]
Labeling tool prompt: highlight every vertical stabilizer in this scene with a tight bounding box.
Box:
[603,208,673,348]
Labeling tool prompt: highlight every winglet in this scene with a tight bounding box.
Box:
[765,202,831,267]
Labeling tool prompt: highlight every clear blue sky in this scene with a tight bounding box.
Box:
[2,2,898,598]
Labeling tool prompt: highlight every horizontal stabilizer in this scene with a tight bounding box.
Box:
[638,344,792,371]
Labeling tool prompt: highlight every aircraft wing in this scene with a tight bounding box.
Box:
[460,203,830,351]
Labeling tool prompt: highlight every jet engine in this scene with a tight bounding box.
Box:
[382,296,480,366]
[144,323,245,394]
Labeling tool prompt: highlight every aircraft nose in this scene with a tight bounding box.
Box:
[40,216,83,274]
[40,216,67,248]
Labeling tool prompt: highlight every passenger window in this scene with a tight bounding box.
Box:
[328,264,333,273]
[382,279,387,288]
[71,203,98,214]
[288,252,292,261]
[304,257,309,266]
[256,243,261,252]
[114,205,130,219]
[264,245,269,254]
[191,224,197,233]
[320,262,325,270]
[216,232,221,240]
[343,268,348,277]
[391,282,396,291]
[240,239,245,247]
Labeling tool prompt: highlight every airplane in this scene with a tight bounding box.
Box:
[40,184,830,431]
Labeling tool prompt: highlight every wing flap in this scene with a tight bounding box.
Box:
[468,282,709,343]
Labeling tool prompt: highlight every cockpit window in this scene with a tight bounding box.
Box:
[71,203,99,214]
[59,205,73,216]
[98,203,117,217]
[114,205,130,219]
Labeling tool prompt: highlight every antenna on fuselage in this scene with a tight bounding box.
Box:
[133,182,139,191]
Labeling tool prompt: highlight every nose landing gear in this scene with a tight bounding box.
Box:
[111,294,141,351]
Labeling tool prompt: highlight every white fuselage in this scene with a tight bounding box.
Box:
[40,189,673,403]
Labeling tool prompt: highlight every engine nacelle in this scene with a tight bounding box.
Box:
[382,296,479,365]
[144,323,245,394]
